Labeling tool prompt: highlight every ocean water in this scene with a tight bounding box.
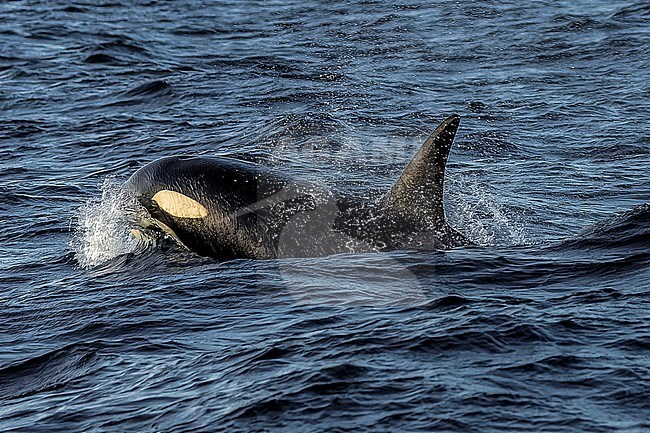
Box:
[1,1,649,431]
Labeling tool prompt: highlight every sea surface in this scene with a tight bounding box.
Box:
[1,1,649,432]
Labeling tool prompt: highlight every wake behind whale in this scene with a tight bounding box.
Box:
[123,115,470,260]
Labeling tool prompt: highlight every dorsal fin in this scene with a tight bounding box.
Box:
[382,114,460,227]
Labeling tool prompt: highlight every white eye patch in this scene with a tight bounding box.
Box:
[152,190,208,219]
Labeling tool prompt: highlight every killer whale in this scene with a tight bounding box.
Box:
[124,114,470,260]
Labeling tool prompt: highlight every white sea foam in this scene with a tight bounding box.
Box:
[447,174,530,247]
[70,177,140,269]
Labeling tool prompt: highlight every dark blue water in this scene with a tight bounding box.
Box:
[2,1,649,431]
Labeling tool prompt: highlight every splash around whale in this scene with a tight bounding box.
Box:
[123,115,470,260]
